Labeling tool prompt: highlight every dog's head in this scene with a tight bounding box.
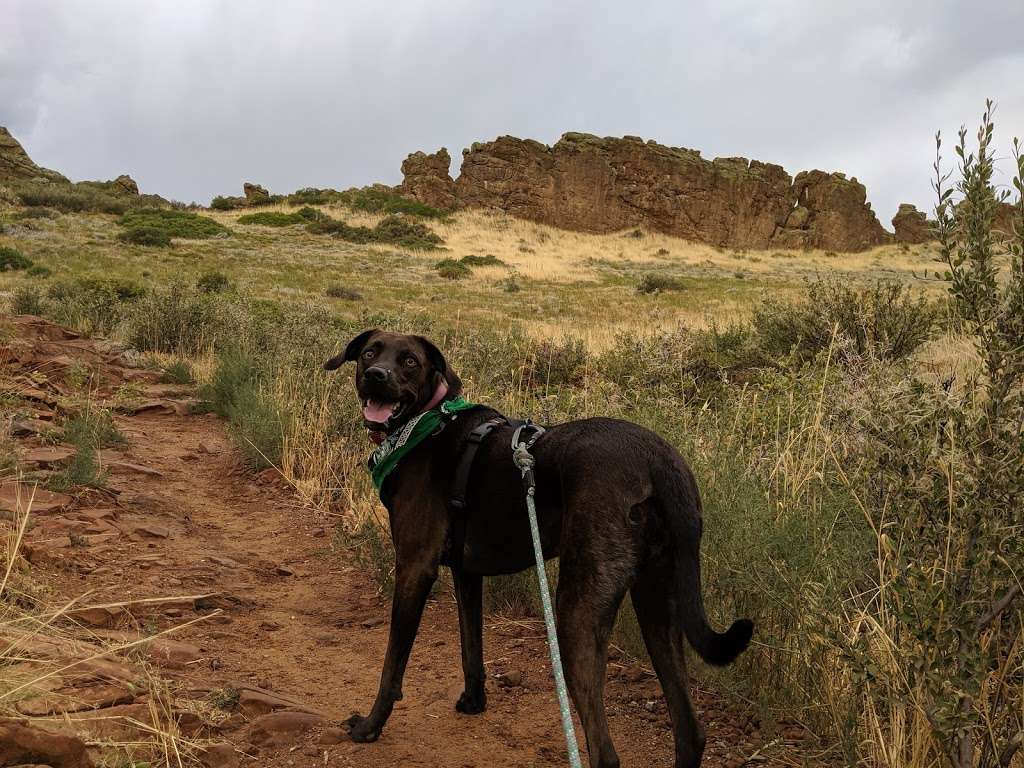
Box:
[324,329,462,443]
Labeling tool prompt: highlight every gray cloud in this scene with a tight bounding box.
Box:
[2,0,1022,223]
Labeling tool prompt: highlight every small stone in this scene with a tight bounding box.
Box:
[495,670,523,688]
[260,620,282,632]
[360,617,384,629]
[199,742,239,768]
[275,565,294,577]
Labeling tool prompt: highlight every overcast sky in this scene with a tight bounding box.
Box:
[2,1,1022,225]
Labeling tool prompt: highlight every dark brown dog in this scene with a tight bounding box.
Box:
[325,329,753,768]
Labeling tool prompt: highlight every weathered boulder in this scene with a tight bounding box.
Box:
[0,126,68,183]
[400,133,892,252]
[243,182,270,204]
[111,174,139,195]
[0,718,93,767]
[994,201,1020,238]
[398,148,457,209]
[892,203,933,243]
[782,170,890,251]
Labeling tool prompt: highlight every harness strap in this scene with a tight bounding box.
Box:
[449,417,508,511]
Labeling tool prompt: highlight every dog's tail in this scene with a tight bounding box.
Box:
[656,458,753,667]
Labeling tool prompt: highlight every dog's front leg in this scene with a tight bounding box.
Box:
[452,567,486,714]
[346,562,436,742]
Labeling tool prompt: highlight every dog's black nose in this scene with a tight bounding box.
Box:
[365,366,390,383]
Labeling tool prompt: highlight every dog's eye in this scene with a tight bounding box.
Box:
[404,357,418,367]
[362,349,375,360]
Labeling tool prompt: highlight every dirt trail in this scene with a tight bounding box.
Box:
[3,316,794,768]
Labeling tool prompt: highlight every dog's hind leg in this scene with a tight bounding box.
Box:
[556,544,632,768]
[631,564,705,768]
[452,567,486,714]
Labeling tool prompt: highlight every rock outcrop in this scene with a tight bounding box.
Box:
[398,148,457,209]
[243,182,270,204]
[0,126,68,183]
[399,133,893,252]
[892,203,933,243]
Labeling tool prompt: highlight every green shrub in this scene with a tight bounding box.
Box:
[307,214,443,249]
[0,247,33,271]
[325,284,362,300]
[196,270,232,294]
[10,286,45,315]
[210,195,246,211]
[286,187,343,206]
[636,273,682,294]
[236,211,305,227]
[498,277,521,293]
[118,226,172,247]
[295,206,325,222]
[752,278,937,362]
[373,215,443,249]
[460,254,505,267]
[49,406,125,491]
[434,258,471,280]
[339,187,446,218]
[119,208,229,239]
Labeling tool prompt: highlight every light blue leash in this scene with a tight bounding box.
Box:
[511,424,583,768]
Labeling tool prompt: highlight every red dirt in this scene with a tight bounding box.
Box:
[3,316,802,767]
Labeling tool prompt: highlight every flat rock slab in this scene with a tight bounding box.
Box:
[247,711,326,746]
[20,445,76,467]
[0,483,73,514]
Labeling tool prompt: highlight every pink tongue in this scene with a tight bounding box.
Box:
[363,400,397,424]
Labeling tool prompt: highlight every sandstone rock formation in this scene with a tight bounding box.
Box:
[243,182,270,204]
[891,203,933,243]
[399,133,893,252]
[398,148,457,209]
[0,126,68,183]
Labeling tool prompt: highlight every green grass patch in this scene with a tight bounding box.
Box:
[160,359,195,384]
[460,254,505,267]
[0,247,33,271]
[434,258,471,279]
[308,214,442,249]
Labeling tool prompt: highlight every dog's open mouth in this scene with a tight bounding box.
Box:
[362,398,406,443]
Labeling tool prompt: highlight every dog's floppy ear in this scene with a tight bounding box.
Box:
[413,335,462,395]
[324,329,378,371]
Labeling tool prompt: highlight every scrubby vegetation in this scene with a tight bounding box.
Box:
[236,209,322,227]
[118,225,172,247]
[338,186,447,218]
[119,208,229,239]
[307,213,443,249]
[1,104,1019,768]
[0,246,33,271]
[8,179,148,214]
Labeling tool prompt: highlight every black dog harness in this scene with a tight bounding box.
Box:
[446,414,545,566]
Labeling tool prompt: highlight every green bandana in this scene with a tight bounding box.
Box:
[368,396,477,492]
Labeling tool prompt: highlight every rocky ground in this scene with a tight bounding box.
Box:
[0,316,807,768]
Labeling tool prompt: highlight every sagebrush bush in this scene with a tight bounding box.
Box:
[325,284,362,300]
[434,258,471,279]
[26,264,52,278]
[196,270,232,294]
[309,214,443,249]
[460,254,505,267]
[753,278,938,361]
[11,180,131,214]
[160,359,195,384]
[236,211,306,227]
[636,273,682,294]
[210,195,246,211]
[339,187,446,218]
[118,226,171,247]
[119,208,229,239]
[0,247,33,271]
[286,187,343,206]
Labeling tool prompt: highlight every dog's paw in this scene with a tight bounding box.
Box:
[345,713,382,743]
[455,688,487,715]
